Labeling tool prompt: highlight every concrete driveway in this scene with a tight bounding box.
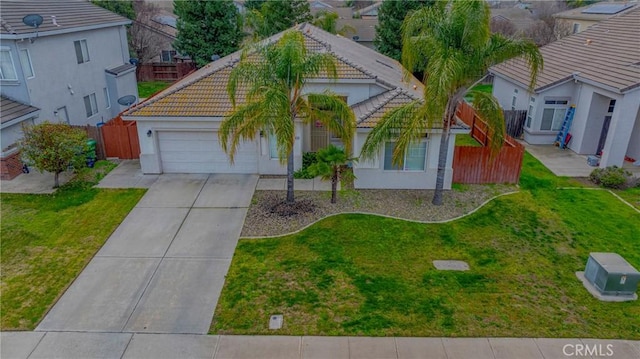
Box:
[36,173,258,334]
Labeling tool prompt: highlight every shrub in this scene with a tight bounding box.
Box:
[294,152,318,179]
[589,166,633,189]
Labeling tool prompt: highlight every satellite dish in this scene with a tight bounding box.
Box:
[23,14,44,28]
[117,95,137,106]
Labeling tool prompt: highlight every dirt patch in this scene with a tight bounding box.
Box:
[242,185,516,237]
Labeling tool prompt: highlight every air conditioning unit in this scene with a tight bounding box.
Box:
[584,253,640,296]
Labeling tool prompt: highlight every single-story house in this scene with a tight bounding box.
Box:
[123,23,468,189]
[490,7,640,168]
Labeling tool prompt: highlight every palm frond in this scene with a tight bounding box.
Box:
[359,100,422,162]
[470,90,506,157]
[484,34,543,91]
[307,92,356,154]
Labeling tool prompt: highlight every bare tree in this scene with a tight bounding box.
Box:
[524,0,571,46]
[130,0,171,64]
[490,17,517,38]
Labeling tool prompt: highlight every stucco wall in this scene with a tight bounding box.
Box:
[1,117,35,153]
[522,81,578,145]
[352,131,454,189]
[626,110,640,161]
[13,26,133,126]
[492,75,529,111]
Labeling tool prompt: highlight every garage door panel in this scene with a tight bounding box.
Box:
[158,131,257,174]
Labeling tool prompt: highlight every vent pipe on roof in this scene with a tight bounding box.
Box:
[51,15,60,27]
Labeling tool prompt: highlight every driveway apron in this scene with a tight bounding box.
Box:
[36,174,258,334]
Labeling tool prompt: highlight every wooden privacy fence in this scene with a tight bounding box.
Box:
[504,110,527,139]
[100,117,140,159]
[71,125,106,160]
[136,62,196,82]
[453,101,525,184]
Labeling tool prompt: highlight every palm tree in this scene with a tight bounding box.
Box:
[220,30,356,203]
[312,10,355,36]
[308,144,355,204]
[360,0,542,205]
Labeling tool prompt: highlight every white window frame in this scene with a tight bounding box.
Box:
[74,39,90,64]
[572,23,580,33]
[0,47,18,81]
[55,106,70,124]
[383,140,428,172]
[104,87,111,109]
[539,98,570,132]
[84,93,98,118]
[526,97,535,128]
[18,48,34,79]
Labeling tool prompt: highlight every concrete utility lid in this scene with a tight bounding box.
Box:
[269,315,283,330]
[433,260,470,271]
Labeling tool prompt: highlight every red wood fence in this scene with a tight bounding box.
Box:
[101,117,140,159]
[71,125,106,160]
[136,62,196,82]
[453,101,525,184]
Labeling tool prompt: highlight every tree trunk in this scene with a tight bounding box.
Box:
[54,171,60,188]
[331,169,337,204]
[432,125,450,206]
[286,150,295,203]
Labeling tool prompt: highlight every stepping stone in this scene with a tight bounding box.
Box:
[433,260,470,271]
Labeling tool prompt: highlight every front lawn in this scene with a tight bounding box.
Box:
[211,155,640,338]
[0,164,145,330]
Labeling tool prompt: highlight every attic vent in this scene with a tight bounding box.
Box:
[375,60,394,69]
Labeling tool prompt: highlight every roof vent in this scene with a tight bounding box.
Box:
[51,15,60,27]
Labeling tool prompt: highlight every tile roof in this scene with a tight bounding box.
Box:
[490,8,538,31]
[490,7,640,94]
[1,96,39,124]
[0,0,131,38]
[553,1,638,21]
[126,23,423,125]
[352,89,422,128]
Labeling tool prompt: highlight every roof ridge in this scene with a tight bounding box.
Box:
[357,88,404,123]
[300,27,377,80]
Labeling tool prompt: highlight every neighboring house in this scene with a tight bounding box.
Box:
[553,1,638,34]
[490,8,640,168]
[490,7,539,34]
[353,1,382,19]
[123,24,468,190]
[311,4,378,49]
[147,12,178,63]
[0,0,138,127]
[0,0,139,179]
[0,96,39,179]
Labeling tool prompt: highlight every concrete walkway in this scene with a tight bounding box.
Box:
[2,332,639,359]
[36,173,258,334]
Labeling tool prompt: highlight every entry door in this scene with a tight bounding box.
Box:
[596,116,611,156]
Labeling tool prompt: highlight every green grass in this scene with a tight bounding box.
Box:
[614,187,640,210]
[138,81,171,98]
[0,162,145,330]
[455,133,482,147]
[211,153,640,338]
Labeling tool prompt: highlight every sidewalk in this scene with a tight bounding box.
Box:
[2,332,639,359]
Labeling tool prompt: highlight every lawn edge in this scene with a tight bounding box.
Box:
[557,187,640,214]
[242,190,521,239]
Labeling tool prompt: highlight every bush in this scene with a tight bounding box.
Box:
[589,166,633,189]
[294,152,318,179]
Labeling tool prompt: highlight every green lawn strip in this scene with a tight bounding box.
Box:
[455,133,482,147]
[0,164,145,330]
[138,81,171,98]
[519,151,587,190]
[613,187,640,210]
[212,189,639,338]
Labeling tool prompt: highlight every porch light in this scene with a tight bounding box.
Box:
[146,130,152,137]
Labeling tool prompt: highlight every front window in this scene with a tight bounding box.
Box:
[384,141,427,171]
[607,99,616,113]
[161,50,176,63]
[74,40,90,64]
[0,48,18,80]
[18,49,34,78]
[84,93,98,118]
[540,99,569,131]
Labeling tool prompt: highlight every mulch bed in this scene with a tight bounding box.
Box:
[241,185,516,237]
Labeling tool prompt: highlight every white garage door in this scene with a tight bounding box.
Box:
[158,131,258,173]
